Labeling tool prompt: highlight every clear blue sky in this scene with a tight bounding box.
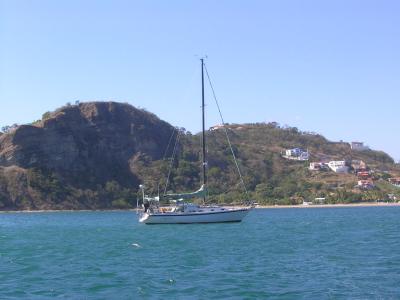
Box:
[1,0,399,161]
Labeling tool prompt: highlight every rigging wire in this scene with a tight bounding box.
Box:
[203,63,250,202]
[163,128,182,196]
[159,64,199,197]
[157,127,177,196]
[162,127,177,161]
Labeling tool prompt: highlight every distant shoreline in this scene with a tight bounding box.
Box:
[254,202,400,209]
[1,202,400,213]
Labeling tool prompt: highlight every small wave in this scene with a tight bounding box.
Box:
[137,286,146,295]
[131,243,142,248]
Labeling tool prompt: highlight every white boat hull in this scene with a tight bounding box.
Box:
[139,208,250,224]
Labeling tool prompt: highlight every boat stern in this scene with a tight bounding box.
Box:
[138,213,150,223]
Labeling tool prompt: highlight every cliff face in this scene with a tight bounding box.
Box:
[0,102,174,210]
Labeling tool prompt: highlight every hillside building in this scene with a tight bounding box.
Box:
[351,160,367,172]
[389,178,400,187]
[309,162,328,171]
[209,124,224,131]
[314,197,326,204]
[328,161,349,173]
[283,148,309,161]
[285,148,302,157]
[357,171,371,180]
[351,142,369,151]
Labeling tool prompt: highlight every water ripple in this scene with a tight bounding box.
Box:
[1,208,400,299]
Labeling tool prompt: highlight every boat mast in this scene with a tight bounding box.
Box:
[201,58,207,201]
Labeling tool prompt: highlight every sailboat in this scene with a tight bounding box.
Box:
[138,59,252,224]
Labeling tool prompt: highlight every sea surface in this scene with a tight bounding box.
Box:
[1,207,400,299]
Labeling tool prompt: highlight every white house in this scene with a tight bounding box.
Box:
[314,197,326,204]
[209,124,224,131]
[351,142,369,151]
[328,161,349,173]
[284,148,309,160]
[285,148,303,157]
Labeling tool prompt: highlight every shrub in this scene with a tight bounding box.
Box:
[111,199,131,209]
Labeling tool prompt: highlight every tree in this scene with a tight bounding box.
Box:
[42,111,51,120]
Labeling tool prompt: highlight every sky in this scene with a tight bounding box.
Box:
[1,0,399,161]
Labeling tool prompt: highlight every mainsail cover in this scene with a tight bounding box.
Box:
[162,184,206,200]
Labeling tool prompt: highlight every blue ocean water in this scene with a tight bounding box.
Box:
[1,207,400,299]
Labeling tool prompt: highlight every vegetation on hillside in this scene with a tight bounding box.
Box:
[0,103,399,210]
[133,122,400,206]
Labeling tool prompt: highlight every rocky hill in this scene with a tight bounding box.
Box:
[0,102,174,210]
[0,102,399,210]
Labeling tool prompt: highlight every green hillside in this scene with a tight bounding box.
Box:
[134,122,400,205]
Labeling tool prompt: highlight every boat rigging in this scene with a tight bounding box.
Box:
[138,59,253,224]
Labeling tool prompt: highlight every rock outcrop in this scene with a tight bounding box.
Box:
[0,102,174,210]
